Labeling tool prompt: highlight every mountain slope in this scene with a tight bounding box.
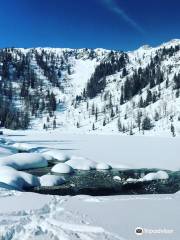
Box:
[1,40,180,136]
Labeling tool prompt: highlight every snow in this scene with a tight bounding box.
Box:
[39,174,65,187]
[3,41,180,136]
[66,156,98,170]
[0,144,17,157]
[126,177,137,183]
[66,156,111,171]
[113,176,121,181]
[0,166,39,190]
[1,41,180,239]
[126,170,169,183]
[69,58,97,96]
[142,170,169,181]
[0,192,178,240]
[63,194,180,240]
[11,142,38,152]
[96,162,111,170]
[4,130,180,171]
[51,163,74,174]
[0,153,48,170]
[29,39,180,137]
[0,132,178,239]
[42,149,70,162]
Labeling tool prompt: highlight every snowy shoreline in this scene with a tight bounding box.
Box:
[0,132,179,239]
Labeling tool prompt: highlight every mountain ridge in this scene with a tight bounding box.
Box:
[0,39,180,136]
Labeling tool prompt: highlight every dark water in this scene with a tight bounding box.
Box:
[24,165,180,196]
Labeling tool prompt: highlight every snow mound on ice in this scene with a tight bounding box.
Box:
[42,149,70,162]
[0,153,48,170]
[11,142,37,152]
[126,178,137,183]
[51,163,73,174]
[96,163,111,170]
[67,156,111,171]
[66,156,97,170]
[113,176,121,181]
[39,174,65,187]
[0,144,17,157]
[0,166,39,190]
[142,170,169,181]
[126,171,169,183]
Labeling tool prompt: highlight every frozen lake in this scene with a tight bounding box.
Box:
[0,130,179,240]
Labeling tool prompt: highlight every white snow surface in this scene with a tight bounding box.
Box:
[51,163,73,174]
[39,174,65,187]
[66,156,98,170]
[142,170,169,181]
[96,162,111,170]
[0,192,178,240]
[0,132,178,239]
[0,166,39,190]
[0,153,48,170]
[126,170,169,183]
[4,130,180,171]
[113,176,122,181]
[0,144,17,157]
[42,149,70,162]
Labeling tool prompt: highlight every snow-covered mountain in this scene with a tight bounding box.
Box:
[1,39,180,136]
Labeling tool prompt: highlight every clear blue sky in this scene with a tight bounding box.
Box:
[0,0,180,51]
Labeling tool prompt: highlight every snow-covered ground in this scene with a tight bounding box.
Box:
[0,190,179,239]
[0,130,179,239]
[4,129,180,171]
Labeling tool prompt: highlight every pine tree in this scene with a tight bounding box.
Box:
[53,119,56,129]
[145,90,152,106]
[91,102,95,115]
[136,111,142,132]
[122,67,128,77]
[171,124,175,137]
[110,108,115,118]
[139,96,144,108]
[142,116,153,130]
[117,118,122,132]
[95,107,98,121]
[103,119,106,126]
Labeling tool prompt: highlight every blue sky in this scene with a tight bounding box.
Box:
[0,0,180,50]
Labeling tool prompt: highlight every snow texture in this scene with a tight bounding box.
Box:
[0,166,39,190]
[51,163,74,174]
[39,174,65,187]
[0,153,48,170]
[66,156,98,170]
[42,149,70,162]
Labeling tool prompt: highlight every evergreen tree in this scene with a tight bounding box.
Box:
[95,107,98,121]
[53,119,56,129]
[117,118,122,132]
[91,102,95,115]
[139,96,144,108]
[103,119,106,126]
[145,90,152,106]
[110,108,115,118]
[171,124,175,137]
[136,111,142,132]
[142,116,153,130]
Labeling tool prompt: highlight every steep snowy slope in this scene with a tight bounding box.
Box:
[46,39,180,136]
[1,40,180,136]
